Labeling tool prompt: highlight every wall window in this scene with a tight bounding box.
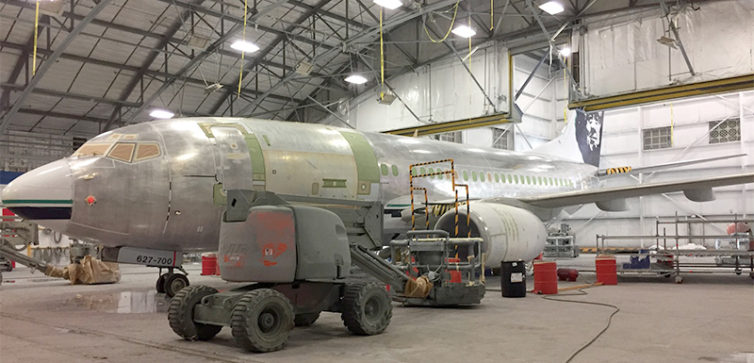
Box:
[492,127,512,150]
[381,164,389,176]
[709,118,740,144]
[643,126,672,150]
[391,165,399,176]
[434,131,462,143]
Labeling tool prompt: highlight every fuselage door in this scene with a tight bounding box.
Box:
[213,126,254,191]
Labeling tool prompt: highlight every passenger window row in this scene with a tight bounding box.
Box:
[379,162,575,188]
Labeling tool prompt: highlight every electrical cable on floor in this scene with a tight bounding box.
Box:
[541,289,620,363]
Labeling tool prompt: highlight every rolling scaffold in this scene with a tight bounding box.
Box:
[594,213,754,283]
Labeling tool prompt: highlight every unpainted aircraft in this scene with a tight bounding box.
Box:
[2,110,752,294]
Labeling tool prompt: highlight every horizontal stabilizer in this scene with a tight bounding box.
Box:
[598,153,746,177]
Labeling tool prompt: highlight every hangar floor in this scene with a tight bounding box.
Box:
[1,257,752,363]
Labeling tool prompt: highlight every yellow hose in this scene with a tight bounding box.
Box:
[33,1,39,75]
[423,0,461,43]
[237,0,248,97]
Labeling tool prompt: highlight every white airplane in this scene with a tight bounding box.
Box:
[2,110,752,294]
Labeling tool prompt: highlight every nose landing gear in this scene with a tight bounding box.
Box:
[156,267,190,297]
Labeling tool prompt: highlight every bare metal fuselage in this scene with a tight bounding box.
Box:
[4,118,596,252]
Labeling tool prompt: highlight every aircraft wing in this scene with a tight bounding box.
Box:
[511,172,754,210]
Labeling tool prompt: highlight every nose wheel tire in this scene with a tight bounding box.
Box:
[165,273,190,297]
[294,312,321,327]
[341,282,392,336]
[168,285,222,341]
[230,289,294,353]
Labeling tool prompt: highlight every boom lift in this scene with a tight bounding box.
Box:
[168,188,485,353]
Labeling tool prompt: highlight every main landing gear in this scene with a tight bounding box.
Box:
[156,267,190,297]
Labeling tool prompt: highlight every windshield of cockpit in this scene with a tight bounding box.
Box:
[72,136,161,163]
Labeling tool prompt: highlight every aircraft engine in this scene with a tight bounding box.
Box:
[434,203,547,263]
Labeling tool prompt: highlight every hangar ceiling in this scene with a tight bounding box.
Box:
[0,0,667,137]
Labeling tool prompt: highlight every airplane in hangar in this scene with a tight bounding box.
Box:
[2,109,752,296]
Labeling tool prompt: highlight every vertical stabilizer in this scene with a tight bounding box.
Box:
[532,109,604,167]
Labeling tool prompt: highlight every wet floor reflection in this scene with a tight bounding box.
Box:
[67,290,169,313]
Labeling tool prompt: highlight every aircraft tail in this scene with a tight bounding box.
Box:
[532,109,605,167]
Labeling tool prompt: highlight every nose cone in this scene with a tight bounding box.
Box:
[1,159,73,232]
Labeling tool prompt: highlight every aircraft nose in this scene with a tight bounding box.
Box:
[1,159,73,232]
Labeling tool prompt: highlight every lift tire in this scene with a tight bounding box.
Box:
[156,273,168,294]
[294,312,320,327]
[230,288,294,353]
[165,273,190,297]
[341,282,392,336]
[168,285,222,341]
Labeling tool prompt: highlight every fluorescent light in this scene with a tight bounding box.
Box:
[373,0,402,10]
[345,74,368,85]
[230,40,259,53]
[451,24,476,38]
[539,1,564,15]
[558,47,571,57]
[149,109,174,119]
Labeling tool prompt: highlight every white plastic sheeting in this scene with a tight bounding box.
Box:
[329,42,510,132]
[582,1,754,97]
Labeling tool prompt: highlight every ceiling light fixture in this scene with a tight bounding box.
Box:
[149,109,175,119]
[345,74,368,85]
[230,40,260,53]
[451,24,476,38]
[373,0,402,10]
[538,1,564,15]
[558,46,572,57]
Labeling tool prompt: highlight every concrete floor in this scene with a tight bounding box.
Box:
[1,257,752,363]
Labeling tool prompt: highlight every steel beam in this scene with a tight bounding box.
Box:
[104,1,201,131]
[669,19,695,76]
[0,0,112,133]
[209,0,332,115]
[569,74,754,111]
[514,50,546,101]
[237,0,462,117]
[383,112,512,137]
[122,0,290,125]
[425,26,499,112]
[156,0,340,51]
[0,84,141,108]
[17,108,110,124]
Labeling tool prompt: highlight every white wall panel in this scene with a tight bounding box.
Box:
[583,1,754,98]
[562,90,754,247]
[325,43,510,132]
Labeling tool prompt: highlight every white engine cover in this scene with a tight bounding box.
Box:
[435,203,547,263]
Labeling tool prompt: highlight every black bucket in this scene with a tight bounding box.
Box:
[501,260,527,298]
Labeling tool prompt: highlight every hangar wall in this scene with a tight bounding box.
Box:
[339,42,511,132]
[580,1,754,98]
[562,91,753,247]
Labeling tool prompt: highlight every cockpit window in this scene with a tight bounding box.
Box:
[72,143,113,157]
[107,142,136,162]
[134,143,161,161]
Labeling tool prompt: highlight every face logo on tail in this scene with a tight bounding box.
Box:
[575,110,604,167]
